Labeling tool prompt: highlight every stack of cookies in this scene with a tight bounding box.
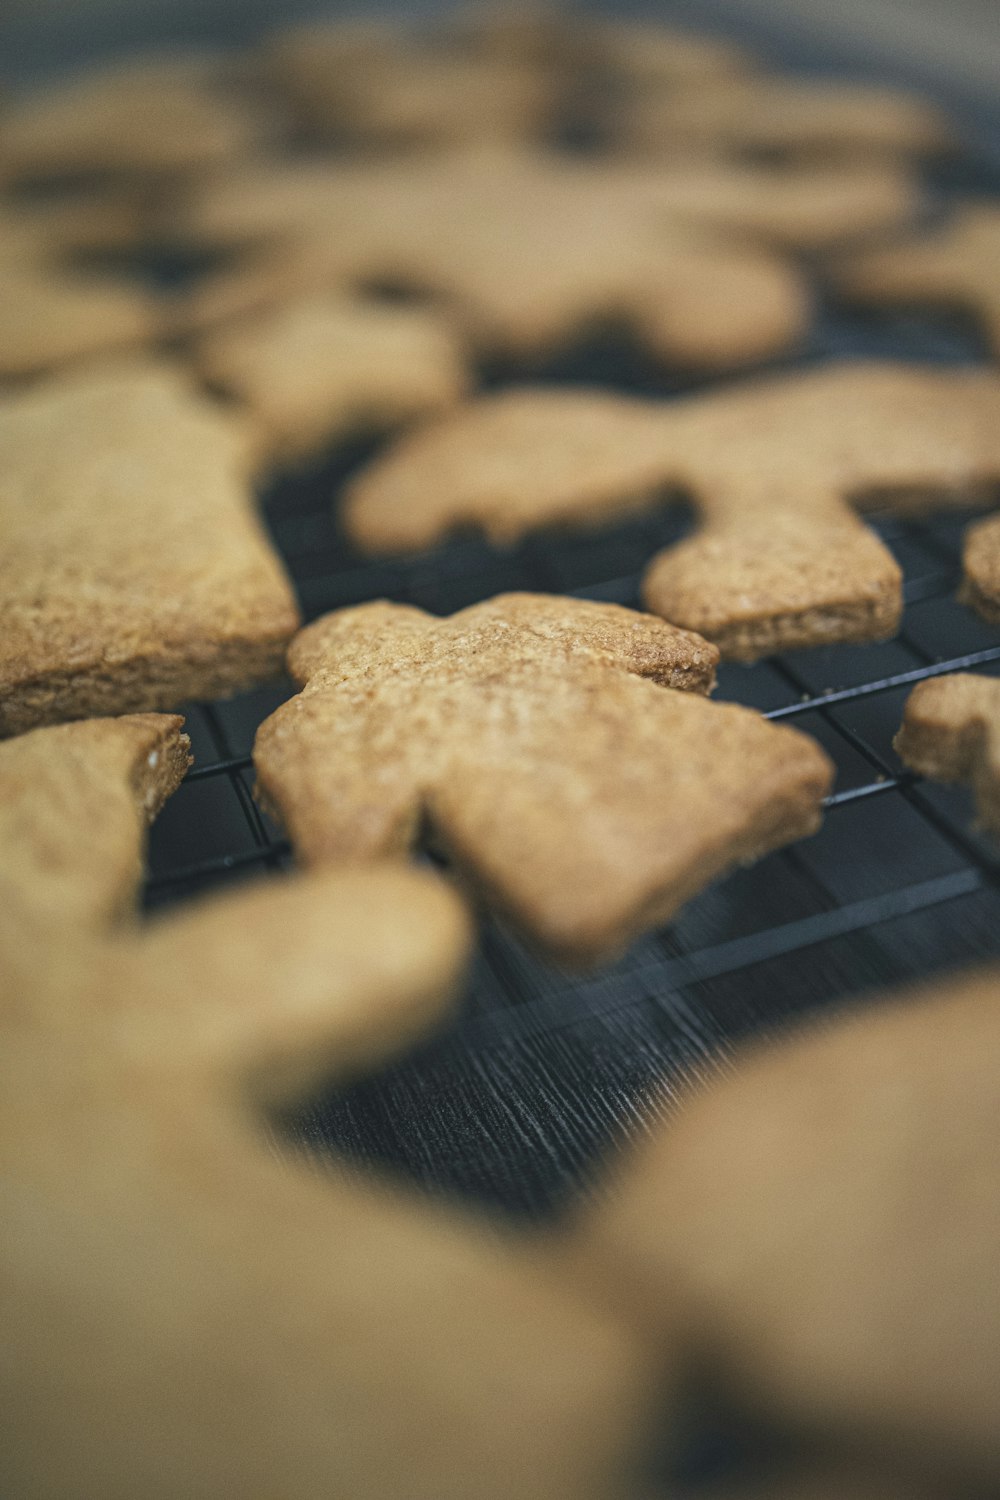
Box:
[2,5,1000,1496]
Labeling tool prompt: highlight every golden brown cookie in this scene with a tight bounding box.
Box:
[0,191,149,264]
[0,52,265,183]
[0,702,654,1500]
[177,151,888,365]
[345,363,1000,660]
[260,16,556,147]
[894,673,1000,832]
[0,702,469,1064]
[253,594,832,967]
[622,75,952,164]
[0,263,156,379]
[183,150,919,258]
[441,1,585,68]
[835,204,1000,357]
[577,966,1000,1484]
[0,360,300,737]
[961,508,1000,624]
[195,292,468,465]
[590,17,755,87]
[0,713,191,931]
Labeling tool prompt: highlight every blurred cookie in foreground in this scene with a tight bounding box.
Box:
[0,709,654,1500]
[895,673,1000,833]
[0,263,156,380]
[0,360,298,736]
[195,292,467,467]
[578,965,1000,1487]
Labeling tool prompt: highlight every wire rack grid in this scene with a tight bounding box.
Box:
[127,15,1000,1223]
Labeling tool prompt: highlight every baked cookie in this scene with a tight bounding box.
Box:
[894,673,1000,832]
[260,17,556,147]
[835,204,1000,357]
[179,151,906,366]
[344,363,1000,660]
[0,191,149,264]
[589,17,754,87]
[182,149,919,257]
[0,360,300,736]
[0,263,155,379]
[0,706,653,1500]
[0,52,265,183]
[961,508,1000,624]
[253,594,832,967]
[622,76,952,165]
[0,713,191,931]
[578,966,1000,1483]
[195,293,468,465]
[440,2,586,68]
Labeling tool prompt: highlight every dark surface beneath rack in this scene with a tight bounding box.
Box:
[134,10,1000,1226]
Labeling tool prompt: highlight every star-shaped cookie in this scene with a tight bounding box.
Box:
[344,362,1000,659]
[1,710,654,1500]
[253,594,832,966]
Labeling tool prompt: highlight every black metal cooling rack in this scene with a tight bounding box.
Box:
[130,11,1000,1225]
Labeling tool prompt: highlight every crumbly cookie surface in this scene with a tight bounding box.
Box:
[0,361,300,736]
[345,362,1000,659]
[253,593,832,966]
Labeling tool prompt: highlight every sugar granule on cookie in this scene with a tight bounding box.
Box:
[0,706,654,1500]
[576,965,1000,1483]
[835,203,1000,358]
[195,293,468,465]
[253,594,832,967]
[895,673,1000,833]
[345,363,1000,660]
[0,361,300,737]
